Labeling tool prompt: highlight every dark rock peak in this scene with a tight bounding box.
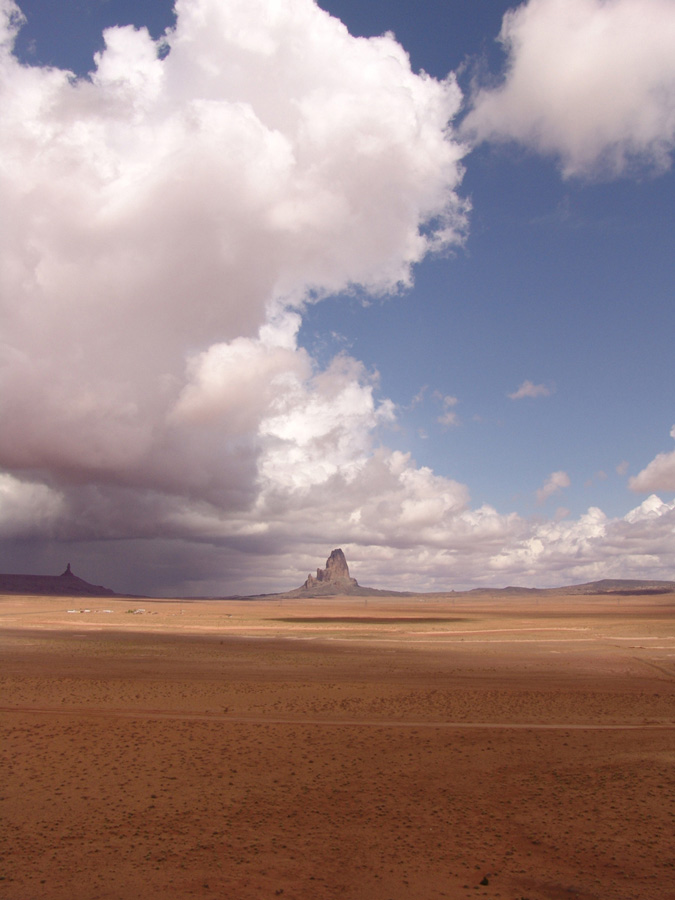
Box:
[303,548,358,591]
[0,565,117,597]
[317,548,350,582]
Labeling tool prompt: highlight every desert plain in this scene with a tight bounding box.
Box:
[1,591,674,900]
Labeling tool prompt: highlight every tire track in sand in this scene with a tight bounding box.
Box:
[1,705,673,730]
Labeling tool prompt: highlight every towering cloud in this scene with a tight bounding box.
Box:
[462,0,675,177]
[0,0,468,558]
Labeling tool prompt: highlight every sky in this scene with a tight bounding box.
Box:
[1,0,674,596]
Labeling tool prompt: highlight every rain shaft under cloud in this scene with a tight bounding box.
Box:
[1,0,674,595]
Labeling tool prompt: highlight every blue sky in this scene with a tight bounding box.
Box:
[1,0,674,594]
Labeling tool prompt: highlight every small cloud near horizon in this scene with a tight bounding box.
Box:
[508,380,553,400]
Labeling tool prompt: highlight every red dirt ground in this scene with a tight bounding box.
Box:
[1,593,674,900]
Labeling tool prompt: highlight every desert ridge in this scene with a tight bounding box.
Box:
[3,548,675,600]
[0,562,122,597]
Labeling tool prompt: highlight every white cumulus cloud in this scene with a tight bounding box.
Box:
[629,427,675,492]
[0,0,468,559]
[462,0,675,178]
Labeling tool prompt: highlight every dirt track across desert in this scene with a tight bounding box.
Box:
[1,592,674,900]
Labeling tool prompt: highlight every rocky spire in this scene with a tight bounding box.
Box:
[61,562,73,577]
[303,548,358,590]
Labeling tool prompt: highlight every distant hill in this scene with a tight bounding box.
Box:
[279,583,414,599]
[2,555,673,600]
[252,550,675,600]
[554,578,675,596]
[269,573,675,601]
[442,579,675,598]
[0,563,122,597]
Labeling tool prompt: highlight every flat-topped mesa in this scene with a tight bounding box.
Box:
[303,548,358,591]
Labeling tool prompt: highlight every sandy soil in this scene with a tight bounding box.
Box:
[1,592,674,900]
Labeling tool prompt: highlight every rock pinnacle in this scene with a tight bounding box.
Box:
[303,548,358,591]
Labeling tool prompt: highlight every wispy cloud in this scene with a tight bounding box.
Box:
[434,393,460,428]
[508,380,552,400]
[536,470,571,504]
[402,386,428,413]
